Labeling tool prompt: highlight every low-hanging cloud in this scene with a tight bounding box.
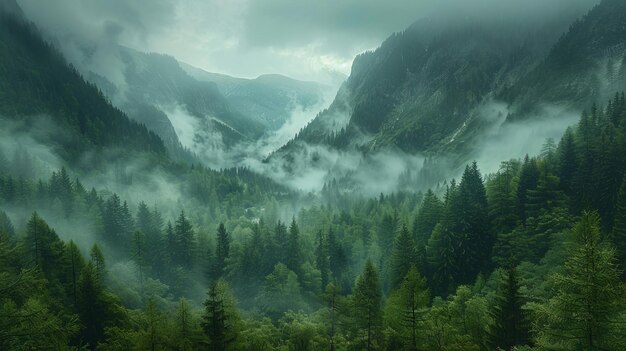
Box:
[18,0,599,85]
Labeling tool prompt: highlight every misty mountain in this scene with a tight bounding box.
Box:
[274,0,621,165]
[182,63,329,131]
[503,0,626,117]
[83,47,266,155]
[0,2,166,167]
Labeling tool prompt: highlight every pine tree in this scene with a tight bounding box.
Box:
[63,240,85,307]
[175,211,194,269]
[517,156,540,223]
[325,282,341,351]
[412,189,443,260]
[611,172,626,275]
[490,267,528,350]
[211,223,230,280]
[90,244,106,284]
[487,161,519,235]
[0,210,15,241]
[315,230,331,291]
[77,261,122,349]
[427,223,456,297]
[286,218,303,275]
[386,265,429,351]
[558,127,578,197]
[202,280,240,351]
[389,224,417,290]
[177,298,194,351]
[24,212,64,280]
[534,212,626,350]
[353,259,383,351]
[451,162,491,284]
[132,230,146,294]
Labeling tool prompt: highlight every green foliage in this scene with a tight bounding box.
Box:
[202,280,240,351]
[532,212,626,350]
[352,259,383,351]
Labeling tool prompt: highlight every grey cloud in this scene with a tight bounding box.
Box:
[16,0,600,83]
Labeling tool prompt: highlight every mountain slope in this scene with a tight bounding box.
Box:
[0,4,166,166]
[502,0,626,118]
[182,63,328,130]
[273,1,623,165]
[82,47,267,155]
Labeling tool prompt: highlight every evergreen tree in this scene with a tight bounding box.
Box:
[558,127,578,197]
[315,230,331,291]
[211,222,230,280]
[427,223,456,297]
[613,172,626,272]
[132,230,146,293]
[413,189,443,250]
[353,259,383,351]
[386,265,429,351]
[451,162,491,284]
[286,218,303,275]
[24,212,64,280]
[487,161,520,235]
[490,267,528,350]
[174,211,194,269]
[516,156,540,223]
[89,244,106,284]
[202,280,240,351]
[533,212,626,350]
[77,261,123,349]
[389,224,417,290]
[63,240,85,307]
[0,210,15,241]
[324,282,341,351]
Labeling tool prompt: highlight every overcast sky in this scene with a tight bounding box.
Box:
[17,0,598,86]
[17,0,434,85]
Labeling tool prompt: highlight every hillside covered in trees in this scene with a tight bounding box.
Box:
[3,93,626,349]
[3,0,626,350]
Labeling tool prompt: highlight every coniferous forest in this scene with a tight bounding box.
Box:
[3,0,626,350]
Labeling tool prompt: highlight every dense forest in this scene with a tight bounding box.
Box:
[3,0,626,350]
[2,95,626,350]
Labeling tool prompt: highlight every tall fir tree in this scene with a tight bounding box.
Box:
[534,212,626,350]
[490,267,528,350]
[211,223,230,280]
[202,280,240,351]
[611,172,626,274]
[174,211,194,269]
[353,259,383,351]
[389,224,417,290]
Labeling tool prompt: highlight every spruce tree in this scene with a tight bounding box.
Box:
[389,224,417,290]
[612,172,626,273]
[63,241,85,307]
[412,189,443,260]
[211,223,230,280]
[315,230,331,291]
[202,280,240,351]
[490,267,528,350]
[534,212,626,350]
[286,218,302,276]
[175,211,194,269]
[451,162,491,284]
[353,259,383,351]
[386,265,429,351]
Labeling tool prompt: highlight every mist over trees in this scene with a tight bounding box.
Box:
[2,96,626,350]
[3,0,626,350]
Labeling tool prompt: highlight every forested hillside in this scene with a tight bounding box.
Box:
[0,7,166,166]
[3,0,626,350]
[3,92,626,349]
[272,0,626,177]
